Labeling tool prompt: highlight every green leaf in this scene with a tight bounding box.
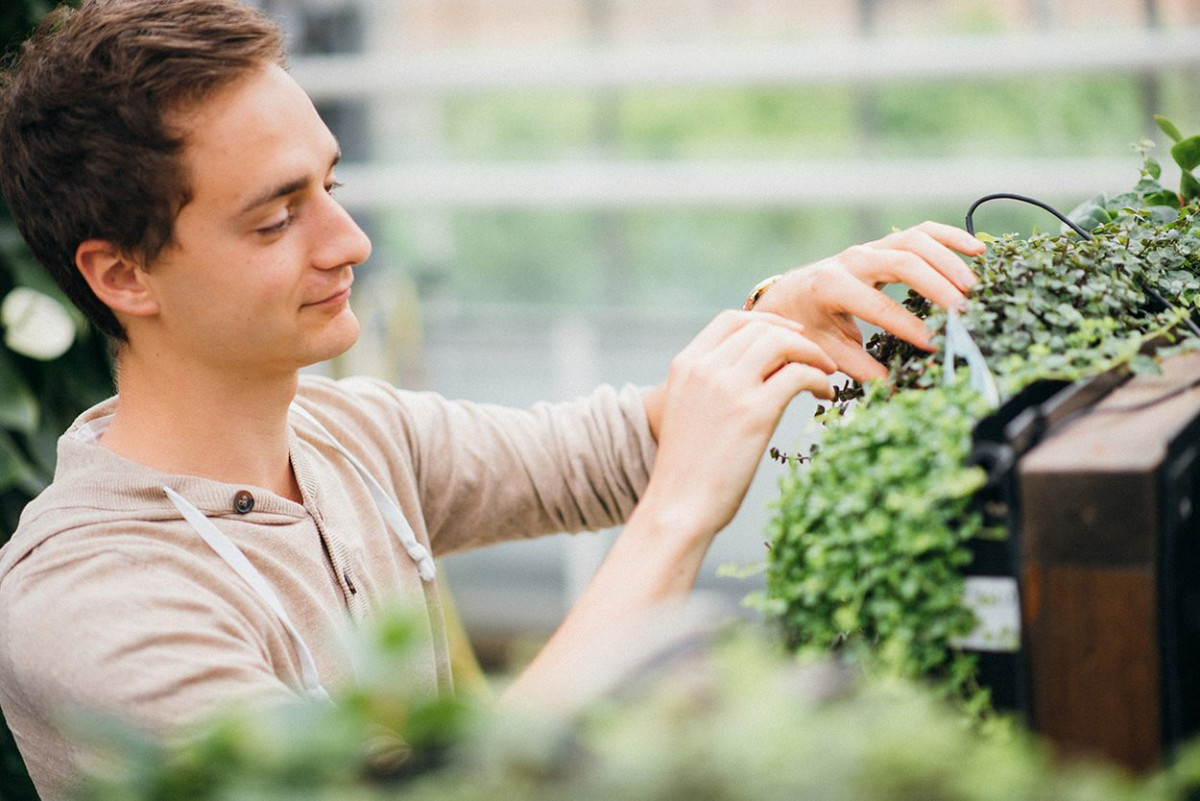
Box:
[1066,195,1111,233]
[1170,135,1200,172]
[1147,205,1182,225]
[0,347,38,434]
[1183,170,1200,204]
[1155,114,1184,143]
[0,429,46,496]
[1143,190,1182,210]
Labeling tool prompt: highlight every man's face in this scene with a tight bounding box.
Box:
[136,63,371,377]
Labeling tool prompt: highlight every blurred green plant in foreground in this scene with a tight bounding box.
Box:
[69,602,1200,801]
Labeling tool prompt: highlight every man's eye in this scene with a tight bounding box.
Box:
[258,212,295,235]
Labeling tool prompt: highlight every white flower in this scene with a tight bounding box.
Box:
[1,287,76,361]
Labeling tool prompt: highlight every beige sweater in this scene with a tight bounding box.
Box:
[0,375,656,801]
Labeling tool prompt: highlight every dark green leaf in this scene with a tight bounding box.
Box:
[1065,195,1111,232]
[1183,171,1200,204]
[0,429,46,496]
[0,347,38,433]
[1143,190,1182,210]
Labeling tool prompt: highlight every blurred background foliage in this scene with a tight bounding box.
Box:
[0,0,109,546]
[362,1,1200,669]
[1,1,108,798]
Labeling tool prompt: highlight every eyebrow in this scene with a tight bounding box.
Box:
[237,149,342,217]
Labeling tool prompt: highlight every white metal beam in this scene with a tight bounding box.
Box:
[292,28,1200,99]
[334,157,1143,210]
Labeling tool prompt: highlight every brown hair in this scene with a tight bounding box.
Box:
[0,0,286,341]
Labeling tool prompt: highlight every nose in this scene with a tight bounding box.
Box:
[314,192,372,270]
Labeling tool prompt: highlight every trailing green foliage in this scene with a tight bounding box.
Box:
[762,125,1200,712]
[762,380,998,707]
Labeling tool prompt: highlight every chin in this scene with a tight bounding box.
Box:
[305,314,361,366]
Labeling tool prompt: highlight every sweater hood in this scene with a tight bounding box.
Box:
[0,396,309,584]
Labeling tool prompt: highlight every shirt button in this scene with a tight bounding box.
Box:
[233,490,255,514]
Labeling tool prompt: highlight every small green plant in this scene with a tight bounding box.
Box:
[1153,115,1200,204]
[761,119,1200,714]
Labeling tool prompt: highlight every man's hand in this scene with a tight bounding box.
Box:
[640,309,835,541]
[753,221,985,382]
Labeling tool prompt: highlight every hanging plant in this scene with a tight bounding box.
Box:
[759,119,1200,713]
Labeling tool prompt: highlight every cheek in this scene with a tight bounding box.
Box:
[164,263,289,334]
[222,252,299,309]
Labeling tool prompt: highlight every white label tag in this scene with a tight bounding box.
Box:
[951,575,1021,653]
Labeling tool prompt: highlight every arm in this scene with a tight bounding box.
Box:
[504,222,982,711]
[504,310,835,709]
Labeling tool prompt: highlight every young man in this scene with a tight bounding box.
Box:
[0,1,983,798]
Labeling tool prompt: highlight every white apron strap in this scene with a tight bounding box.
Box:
[163,486,332,703]
[289,403,437,582]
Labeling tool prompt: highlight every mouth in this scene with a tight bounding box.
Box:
[304,284,353,308]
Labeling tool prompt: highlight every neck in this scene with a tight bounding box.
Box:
[101,347,304,502]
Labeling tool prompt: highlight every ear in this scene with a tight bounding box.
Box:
[75,239,159,319]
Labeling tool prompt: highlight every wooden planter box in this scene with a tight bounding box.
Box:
[969,351,1200,772]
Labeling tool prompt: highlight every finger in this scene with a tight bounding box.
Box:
[744,309,807,337]
[714,319,837,378]
[919,220,986,252]
[764,361,836,403]
[869,227,980,294]
[684,309,806,358]
[874,221,985,258]
[809,267,934,350]
[814,335,889,383]
[841,245,968,311]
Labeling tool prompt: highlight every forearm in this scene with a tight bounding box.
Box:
[505,312,834,712]
[499,486,710,712]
